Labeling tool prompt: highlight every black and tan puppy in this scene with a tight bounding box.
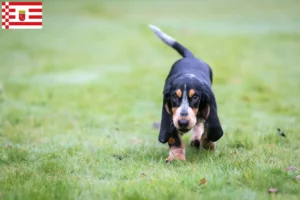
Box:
[148,24,223,162]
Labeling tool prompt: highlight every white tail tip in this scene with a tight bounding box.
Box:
[148,24,176,46]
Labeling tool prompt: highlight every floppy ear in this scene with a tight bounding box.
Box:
[201,103,210,120]
[158,84,172,143]
[206,102,223,142]
[158,103,173,143]
[201,85,223,142]
[198,90,210,120]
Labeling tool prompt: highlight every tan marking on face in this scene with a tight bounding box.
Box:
[189,89,195,98]
[171,107,178,114]
[192,108,199,116]
[172,106,197,131]
[172,106,182,129]
[186,108,197,128]
[176,89,182,98]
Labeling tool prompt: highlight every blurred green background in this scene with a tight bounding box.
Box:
[0,0,300,199]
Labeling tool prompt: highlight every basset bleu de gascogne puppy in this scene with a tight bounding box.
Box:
[148,24,224,162]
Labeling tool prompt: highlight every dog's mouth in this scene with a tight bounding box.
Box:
[178,128,190,133]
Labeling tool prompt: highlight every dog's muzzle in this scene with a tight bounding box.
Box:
[177,110,191,133]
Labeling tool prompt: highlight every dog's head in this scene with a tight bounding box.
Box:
[163,75,210,133]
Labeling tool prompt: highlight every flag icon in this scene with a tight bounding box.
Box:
[1,1,42,29]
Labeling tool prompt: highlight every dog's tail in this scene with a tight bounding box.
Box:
[148,24,194,58]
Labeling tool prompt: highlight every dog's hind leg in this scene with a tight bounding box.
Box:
[166,132,186,163]
[200,124,216,150]
[190,120,205,148]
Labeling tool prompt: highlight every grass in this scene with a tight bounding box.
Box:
[0,0,300,199]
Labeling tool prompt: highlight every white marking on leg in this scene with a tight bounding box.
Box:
[190,121,205,148]
[191,122,204,141]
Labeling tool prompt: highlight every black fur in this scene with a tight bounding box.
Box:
[157,38,223,144]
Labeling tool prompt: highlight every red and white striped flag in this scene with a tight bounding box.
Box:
[1,1,42,29]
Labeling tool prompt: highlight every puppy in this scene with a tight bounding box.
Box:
[148,24,223,162]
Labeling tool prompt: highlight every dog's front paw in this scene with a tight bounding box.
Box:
[190,139,201,148]
[165,154,186,163]
[165,148,186,163]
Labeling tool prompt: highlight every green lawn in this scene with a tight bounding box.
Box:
[1,0,300,199]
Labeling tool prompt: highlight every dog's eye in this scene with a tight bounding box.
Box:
[172,95,178,100]
[193,95,199,101]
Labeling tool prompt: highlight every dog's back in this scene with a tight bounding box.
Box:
[167,58,213,85]
[148,24,213,85]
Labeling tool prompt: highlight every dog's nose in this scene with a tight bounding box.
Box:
[180,110,188,116]
[178,119,189,127]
